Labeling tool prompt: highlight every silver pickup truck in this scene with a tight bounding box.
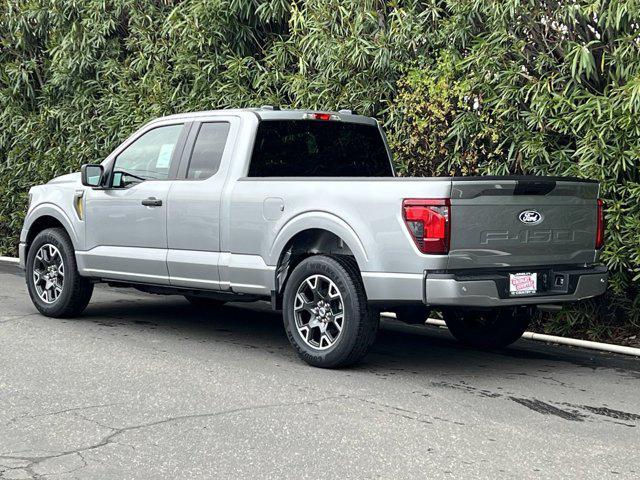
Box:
[19,108,608,367]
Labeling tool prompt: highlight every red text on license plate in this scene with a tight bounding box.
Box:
[509,273,537,296]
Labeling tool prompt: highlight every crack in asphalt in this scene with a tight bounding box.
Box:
[72,412,118,432]
[4,403,123,428]
[357,398,466,426]
[357,398,434,425]
[0,395,349,479]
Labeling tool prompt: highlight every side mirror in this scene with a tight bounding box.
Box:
[81,164,104,187]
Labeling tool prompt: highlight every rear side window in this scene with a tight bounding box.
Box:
[248,120,393,177]
[186,122,230,179]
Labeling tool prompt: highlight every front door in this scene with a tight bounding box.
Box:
[81,123,187,284]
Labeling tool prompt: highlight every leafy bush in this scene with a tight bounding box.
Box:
[0,0,291,252]
[1,0,430,253]
[386,1,640,338]
[1,0,639,340]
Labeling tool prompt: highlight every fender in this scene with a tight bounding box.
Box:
[268,211,370,270]
[23,203,81,250]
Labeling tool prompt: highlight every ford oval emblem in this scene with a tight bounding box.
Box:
[519,210,543,225]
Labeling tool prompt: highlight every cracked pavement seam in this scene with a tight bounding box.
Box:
[0,394,350,479]
[4,404,123,428]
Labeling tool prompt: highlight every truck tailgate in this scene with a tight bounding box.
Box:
[448,177,600,269]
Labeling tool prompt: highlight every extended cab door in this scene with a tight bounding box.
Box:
[81,122,189,284]
[166,116,238,289]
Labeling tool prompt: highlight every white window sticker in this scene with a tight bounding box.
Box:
[156,144,174,169]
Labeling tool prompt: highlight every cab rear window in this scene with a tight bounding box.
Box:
[248,120,393,177]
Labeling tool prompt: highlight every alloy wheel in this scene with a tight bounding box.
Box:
[293,274,345,350]
[32,244,65,304]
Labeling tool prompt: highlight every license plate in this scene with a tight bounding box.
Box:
[509,272,537,296]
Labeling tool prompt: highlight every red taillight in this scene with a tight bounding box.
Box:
[402,199,451,254]
[596,198,605,249]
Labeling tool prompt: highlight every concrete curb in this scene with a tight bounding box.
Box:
[0,256,19,264]
[1,256,637,357]
[382,314,640,358]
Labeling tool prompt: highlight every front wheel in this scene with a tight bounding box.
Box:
[443,307,531,349]
[283,255,378,368]
[26,228,94,318]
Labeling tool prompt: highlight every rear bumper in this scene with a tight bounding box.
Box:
[363,265,608,307]
[425,265,608,307]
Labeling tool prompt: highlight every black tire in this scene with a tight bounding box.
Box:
[26,228,93,318]
[283,255,378,368]
[443,307,531,349]
[393,305,431,325]
[184,295,226,309]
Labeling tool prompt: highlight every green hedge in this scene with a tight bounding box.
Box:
[1,0,639,340]
[385,1,640,340]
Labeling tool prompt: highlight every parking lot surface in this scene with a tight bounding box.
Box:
[1,262,638,479]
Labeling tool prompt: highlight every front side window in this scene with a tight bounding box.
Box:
[112,124,183,187]
[186,122,230,180]
[248,120,393,177]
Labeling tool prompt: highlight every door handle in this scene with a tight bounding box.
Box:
[141,197,163,207]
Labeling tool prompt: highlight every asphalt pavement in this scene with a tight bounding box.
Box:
[0,262,638,479]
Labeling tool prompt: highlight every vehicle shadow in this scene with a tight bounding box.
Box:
[78,292,640,379]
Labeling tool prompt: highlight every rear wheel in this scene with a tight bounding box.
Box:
[26,228,93,318]
[443,307,531,349]
[283,255,378,368]
[184,295,226,309]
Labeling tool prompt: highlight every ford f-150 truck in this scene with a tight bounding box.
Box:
[19,107,608,367]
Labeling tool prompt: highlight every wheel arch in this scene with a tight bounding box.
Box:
[24,205,79,257]
[269,212,370,302]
